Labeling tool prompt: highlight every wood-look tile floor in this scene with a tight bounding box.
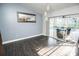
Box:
[3,35,77,56]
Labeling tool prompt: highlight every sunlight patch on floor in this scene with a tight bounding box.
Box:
[37,43,76,56]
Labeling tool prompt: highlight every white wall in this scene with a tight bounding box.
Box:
[42,15,49,36]
[0,3,43,42]
[48,5,79,17]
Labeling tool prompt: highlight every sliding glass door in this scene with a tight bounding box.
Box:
[49,14,79,40]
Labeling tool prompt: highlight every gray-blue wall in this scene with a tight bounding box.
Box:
[0,3,43,42]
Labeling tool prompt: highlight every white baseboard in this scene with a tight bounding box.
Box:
[2,34,43,45]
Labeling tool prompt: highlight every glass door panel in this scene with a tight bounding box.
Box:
[49,14,79,40]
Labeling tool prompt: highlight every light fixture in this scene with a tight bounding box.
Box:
[44,5,50,21]
[47,5,50,11]
[44,11,47,16]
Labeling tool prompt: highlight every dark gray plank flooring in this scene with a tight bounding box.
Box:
[3,35,77,56]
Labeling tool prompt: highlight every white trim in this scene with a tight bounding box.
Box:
[2,34,43,45]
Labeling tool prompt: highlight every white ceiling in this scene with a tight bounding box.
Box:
[22,3,79,14]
